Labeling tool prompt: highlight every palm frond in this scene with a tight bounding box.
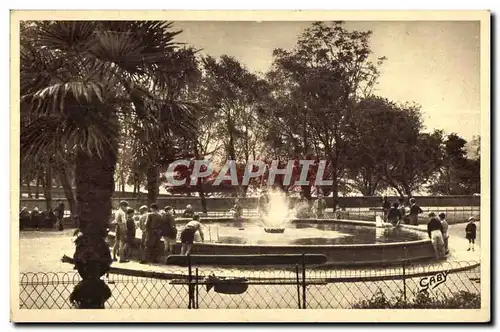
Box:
[34,21,97,52]
[26,80,106,115]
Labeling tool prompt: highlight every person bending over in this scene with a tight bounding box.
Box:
[180,214,204,255]
[387,202,402,227]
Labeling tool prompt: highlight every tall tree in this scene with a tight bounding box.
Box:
[266,21,386,205]
[20,21,197,307]
[201,55,268,195]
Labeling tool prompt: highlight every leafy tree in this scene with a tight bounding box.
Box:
[428,133,480,195]
[265,21,386,204]
[344,96,396,195]
[200,55,269,195]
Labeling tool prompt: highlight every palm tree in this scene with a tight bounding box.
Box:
[20,21,198,308]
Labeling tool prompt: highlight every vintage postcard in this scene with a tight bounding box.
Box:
[10,10,490,322]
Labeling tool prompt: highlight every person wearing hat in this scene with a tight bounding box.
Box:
[427,212,445,259]
[438,212,449,254]
[112,200,129,263]
[142,203,163,264]
[465,217,477,251]
[180,214,204,255]
[161,206,178,258]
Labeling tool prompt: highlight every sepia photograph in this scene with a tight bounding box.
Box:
[10,10,490,322]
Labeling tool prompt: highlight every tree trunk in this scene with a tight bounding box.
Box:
[75,148,116,235]
[72,146,116,309]
[403,185,412,198]
[35,176,40,199]
[302,185,312,201]
[58,166,76,218]
[328,160,339,211]
[120,169,125,193]
[43,160,53,211]
[26,181,32,198]
[146,165,159,207]
[193,143,208,213]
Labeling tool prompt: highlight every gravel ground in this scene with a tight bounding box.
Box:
[17,223,482,309]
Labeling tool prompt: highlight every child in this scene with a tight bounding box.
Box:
[438,212,449,254]
[382,196,391,222]
[427,212,445,259]
[387,202,402,227]
[466,217,477,251]
[125,208,137,260]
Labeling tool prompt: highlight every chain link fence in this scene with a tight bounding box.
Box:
[20,260,480,309]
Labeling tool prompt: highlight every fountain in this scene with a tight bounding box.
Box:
[107,193,439,266]
[260,189,292,234]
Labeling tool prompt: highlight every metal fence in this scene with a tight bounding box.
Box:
[20,260,480,309]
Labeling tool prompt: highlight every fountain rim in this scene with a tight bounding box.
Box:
[127,217,431,249]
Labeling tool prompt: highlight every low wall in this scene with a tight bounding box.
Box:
[19,195,480,211]
[107,219,436,267]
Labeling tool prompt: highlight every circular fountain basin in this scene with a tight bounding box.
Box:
[108,218,436,266]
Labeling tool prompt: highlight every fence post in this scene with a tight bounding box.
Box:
[195,268,199,309]
[295,263,301,309]
[402,246,407,304]
[188,254,192,309]
[302,253,306,309]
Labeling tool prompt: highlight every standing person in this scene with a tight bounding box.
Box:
[180,214,204,255]
[230,199,243,220]
[30,206,41,230]
[112,201,129,263]
[387,202,402,227]
[54,201,65,231]
[466,217,477,251]
[382,196,391,222]
[144,203,164,263]
[398,197,408,224]
[19,207,30,230]
[408,198,424,226]
[138,205,149,262]
[125,208,137,260]
[438,212,449,254]
[258,188,270,217]
[313,193,327,219]
[427,212,445,259]
[161,206,178,258]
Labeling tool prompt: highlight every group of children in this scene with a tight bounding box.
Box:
[382,196,424,227]
[382,196,478,259]
[426,213,477,259]
[111,201,204,264]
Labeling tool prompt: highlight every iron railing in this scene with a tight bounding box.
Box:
[19,260,480,309]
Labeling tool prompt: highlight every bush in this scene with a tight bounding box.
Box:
[353,290,480,309]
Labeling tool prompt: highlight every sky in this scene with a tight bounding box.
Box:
[172,20,481,141]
